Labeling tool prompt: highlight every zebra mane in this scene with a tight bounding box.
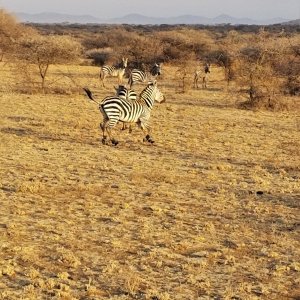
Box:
[139,82,156,104]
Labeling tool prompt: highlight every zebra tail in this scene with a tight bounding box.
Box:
[83,88,99,104]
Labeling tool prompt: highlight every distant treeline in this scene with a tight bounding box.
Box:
[1,7,299,107]
[28,22,300,36]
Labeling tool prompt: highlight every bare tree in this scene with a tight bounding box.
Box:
[17,33,82,92]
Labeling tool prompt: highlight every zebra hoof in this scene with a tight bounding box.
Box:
[102,137,107,145]
[147,137,154,143]
[111,139,119,146]
[143,134,154,143]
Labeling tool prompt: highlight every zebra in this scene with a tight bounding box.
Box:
[128,63,162,88]
[114,85,137,102]
[114,85,137,132]
[194,63,211,89]
[83,81,165,146]
[100,57,128,87]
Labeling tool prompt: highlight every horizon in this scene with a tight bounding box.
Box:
[11,11,295,22]
[1,0,299,21]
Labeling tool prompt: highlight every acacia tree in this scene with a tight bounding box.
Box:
[17,33,82,92]
[234,29,286,109]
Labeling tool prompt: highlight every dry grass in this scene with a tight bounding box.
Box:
[0,62,299,299]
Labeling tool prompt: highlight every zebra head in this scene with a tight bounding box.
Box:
[114,85,127,94]
[204,63,211,74]
[141,81,165,106]
[151,63,162,76]
[122,57,128,69]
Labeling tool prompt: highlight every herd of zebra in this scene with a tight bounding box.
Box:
[84,57,164,146]
[84,58,210,146]
[99,57,162,88]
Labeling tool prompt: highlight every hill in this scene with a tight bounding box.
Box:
[15,12,290,25]
[281,18,300,25]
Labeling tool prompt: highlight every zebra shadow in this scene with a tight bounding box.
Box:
[0,127,98,147]
[1,127,35,136]
[7,116,35,122]
[193,86,223,92]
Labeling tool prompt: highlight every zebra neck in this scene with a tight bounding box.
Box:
[140,95,154,109]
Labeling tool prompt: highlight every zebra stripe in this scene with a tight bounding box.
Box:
[114,85,137,101]
[100,57,128,87]
[114,85,138,132]
[128,63,162,88]
[99,82,165,145]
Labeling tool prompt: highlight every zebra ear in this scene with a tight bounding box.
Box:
[148,80,156,86]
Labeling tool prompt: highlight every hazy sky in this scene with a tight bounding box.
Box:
[1,0,299,20]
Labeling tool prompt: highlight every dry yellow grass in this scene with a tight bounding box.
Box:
[0,62,299,299]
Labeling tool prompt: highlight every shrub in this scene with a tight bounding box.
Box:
[85,48,114,66]
[236,44,283,110]
[157,29,215,64]
[127,35,164,69]
[0,9,24,61]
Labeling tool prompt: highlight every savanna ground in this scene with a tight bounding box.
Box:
[0,62,299,300]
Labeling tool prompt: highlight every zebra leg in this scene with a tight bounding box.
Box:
[106,120,119,146]
[106,128,119,146]
[202,76,207,89]
[128,124,132,133]
[128,77,133,89]
[193,76,198,89]
[100,122,108,144]
[100,71,106,88]
[138,121,154,143]
[100,121,111,145]
[121,122,133,132]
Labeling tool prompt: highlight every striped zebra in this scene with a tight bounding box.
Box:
[194,63,211,89]
[100,57,128,87]
[128,63,162,88]
[83,81,165,146]
[114,85,137,102]
[114,85,137,132]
